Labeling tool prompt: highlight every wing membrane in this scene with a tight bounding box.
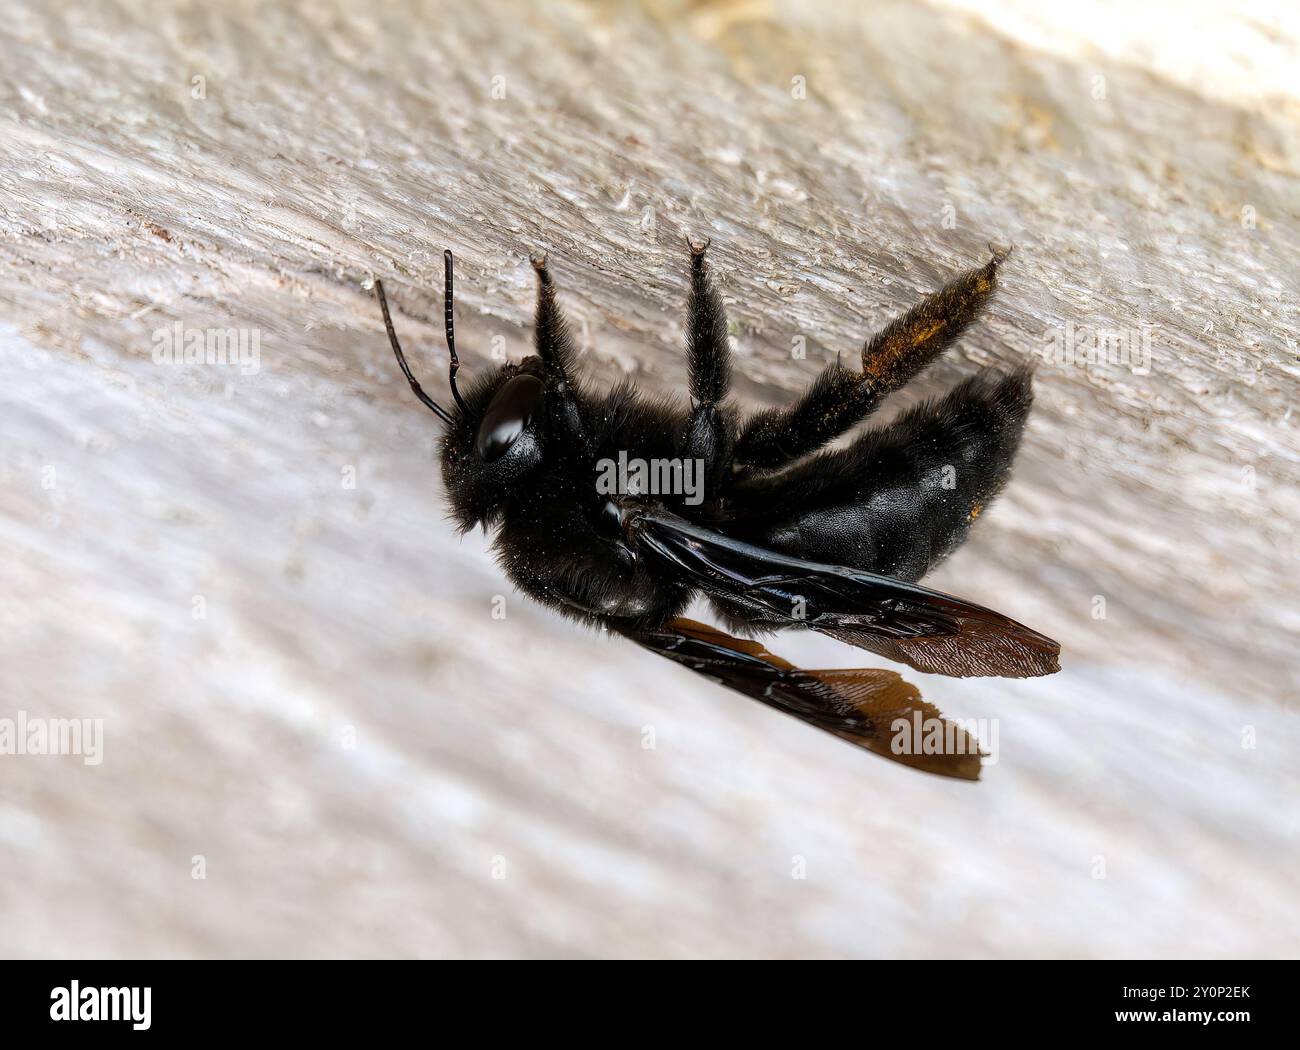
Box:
[623,618,984,779]
[628,507,1060,678]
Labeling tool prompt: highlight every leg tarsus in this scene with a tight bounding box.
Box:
[679,236,733,489]
[859,250,1005,391]
[734,250,1009,471]
[530,250,579,381]
[684,237,730,405]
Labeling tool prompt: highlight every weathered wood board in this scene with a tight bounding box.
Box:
[0,0,1297,957]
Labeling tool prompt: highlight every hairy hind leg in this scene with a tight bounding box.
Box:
[732,247,1011,472]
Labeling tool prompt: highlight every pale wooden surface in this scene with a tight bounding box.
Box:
[0,0,1297,958]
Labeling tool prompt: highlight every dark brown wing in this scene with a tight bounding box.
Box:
[622,617,985,779]
[628,507,1060,678]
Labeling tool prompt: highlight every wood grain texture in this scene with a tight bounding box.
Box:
[0,0,1297,957]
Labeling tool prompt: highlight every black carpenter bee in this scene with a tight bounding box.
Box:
[375,238,1060,779]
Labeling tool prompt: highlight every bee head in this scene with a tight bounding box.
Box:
[376,252,558,532]
[439,357,550,530]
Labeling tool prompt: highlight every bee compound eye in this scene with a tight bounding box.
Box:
[475,374,545,462]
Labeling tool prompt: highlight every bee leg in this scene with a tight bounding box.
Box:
[680,235,735,493]
[683,235,730,407]
[529,252,581,384]
[732,246,1011,472]
[529,252,594,448]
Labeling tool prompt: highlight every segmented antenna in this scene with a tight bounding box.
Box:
[376,278,454,425]
[443,250,469,414]
[375,250,473,424]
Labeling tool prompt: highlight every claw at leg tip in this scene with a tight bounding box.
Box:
[684,233,711,258]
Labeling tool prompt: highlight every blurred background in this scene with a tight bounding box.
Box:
[0,0,1297,957]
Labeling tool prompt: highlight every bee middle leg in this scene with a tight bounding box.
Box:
[732,248,1010,472]
[680,236,735,493]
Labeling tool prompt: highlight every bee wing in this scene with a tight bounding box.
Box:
[621,618,984,779]
[628,507,1060,679]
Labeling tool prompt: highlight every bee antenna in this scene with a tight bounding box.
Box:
[443,250,470,414]
[375,278,454,425]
